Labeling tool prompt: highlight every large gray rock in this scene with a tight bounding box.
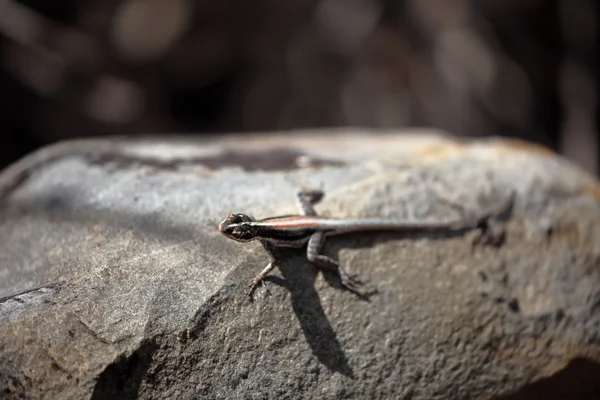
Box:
[1,130,599,399]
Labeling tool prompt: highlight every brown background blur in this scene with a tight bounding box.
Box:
[0,0,597,174]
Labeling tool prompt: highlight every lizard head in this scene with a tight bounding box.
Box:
[218,213,257,242]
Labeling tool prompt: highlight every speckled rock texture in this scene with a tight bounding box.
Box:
[1,130,599,399]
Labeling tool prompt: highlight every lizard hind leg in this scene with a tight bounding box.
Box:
[306,232,364,295]
[296,189,325,216]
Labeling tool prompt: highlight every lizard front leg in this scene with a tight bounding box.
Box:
[248,237,312,295]
[306,231,363,296]
[247,240,279,296]
[247,262,276,296]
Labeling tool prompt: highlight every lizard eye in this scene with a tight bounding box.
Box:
[226,213,241,223]
[227,213,246,224]
[227,213,253,223]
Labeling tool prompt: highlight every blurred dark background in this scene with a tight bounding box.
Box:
[0,0,598,174]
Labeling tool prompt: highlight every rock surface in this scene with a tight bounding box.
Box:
[1,129,600,399]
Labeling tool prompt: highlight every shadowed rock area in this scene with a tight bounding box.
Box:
[1,130,599,399]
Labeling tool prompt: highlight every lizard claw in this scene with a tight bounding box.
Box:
[246,278,260,296]
[348,274,364,285]
[339,272,364,295]
[298,189,324,204]
[247,277,271,297]
[340,275,377,300]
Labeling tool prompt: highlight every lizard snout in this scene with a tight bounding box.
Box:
[218,219,231,234]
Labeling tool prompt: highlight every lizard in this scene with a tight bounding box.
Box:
[218,189,513,297]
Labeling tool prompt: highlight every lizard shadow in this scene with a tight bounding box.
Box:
[261,222,502,376]
[263,249,356,378]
